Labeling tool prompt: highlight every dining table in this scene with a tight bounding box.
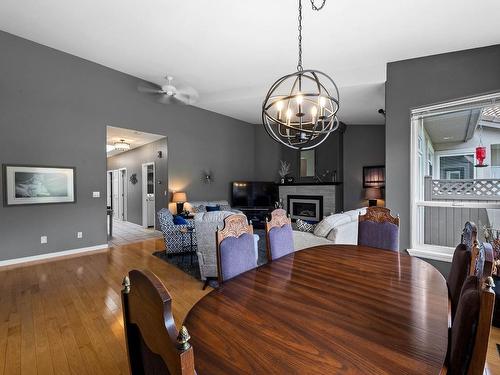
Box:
[184,244,449,375]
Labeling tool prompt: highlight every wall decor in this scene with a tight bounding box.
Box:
[363,165,385,188]
[129,173,138,185]
[3,165,76,206]
[202,170,213,184]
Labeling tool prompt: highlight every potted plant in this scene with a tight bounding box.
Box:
[278,160,291,184]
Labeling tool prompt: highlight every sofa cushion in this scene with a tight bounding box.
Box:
[191,204,207,213]
[344,208,367,222]
[326,220,358,244]
[313,214,351,237]
[293,231,333,251]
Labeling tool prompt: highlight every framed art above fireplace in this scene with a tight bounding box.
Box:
[3,164,76,206]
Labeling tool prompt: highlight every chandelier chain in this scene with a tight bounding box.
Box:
[297,0,303,71]
[297,0,327,71]
[310,0,327,11]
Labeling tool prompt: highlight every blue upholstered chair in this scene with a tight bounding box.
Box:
[157,208,196,255]
[216,214,258,283]
[265,209,294,262]
[357,207,399,251]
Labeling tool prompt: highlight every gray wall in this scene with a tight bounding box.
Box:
[254,126,282,182]
[107,138,168,227]
[0,31,255,261]
[343,125,385,211]
[386,44,500,253]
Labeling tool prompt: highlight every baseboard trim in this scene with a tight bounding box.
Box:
[0,243,109,269]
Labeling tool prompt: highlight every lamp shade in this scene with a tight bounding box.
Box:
[365,188,382,200]
[172,192,187,203]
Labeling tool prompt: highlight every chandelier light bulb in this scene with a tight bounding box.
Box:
[296,93,304,105]
[311,106,318,123]
[276,100,284,121]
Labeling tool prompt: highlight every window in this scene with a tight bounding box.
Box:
[438,154,474,179]
[491,144,500,178]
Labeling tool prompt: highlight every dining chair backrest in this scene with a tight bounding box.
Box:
[357,207,400,251]
[446,243,471,324]
[446,276,495,375]
[216,214,257,283]
[470,241,494,280]
[121,269,195,375]
[265,209,294,262]
[461,221,478,253]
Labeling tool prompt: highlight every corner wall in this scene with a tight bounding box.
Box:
[343,125,385,211]
[0,31,255,262]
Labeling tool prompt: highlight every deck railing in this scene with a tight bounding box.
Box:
[425,177,500,201]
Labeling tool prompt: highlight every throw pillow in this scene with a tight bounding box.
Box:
[191,205,206,213]
[206,205,221,212]
[173,215,188,225]
[296,219,316,233]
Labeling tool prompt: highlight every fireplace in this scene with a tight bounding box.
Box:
[287,195,323,222]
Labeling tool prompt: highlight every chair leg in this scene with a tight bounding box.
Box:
[202,279,210,290]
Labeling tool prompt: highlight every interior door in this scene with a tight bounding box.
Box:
[112,170,119,219]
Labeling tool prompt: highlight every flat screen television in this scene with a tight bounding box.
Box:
[232,181,278,208]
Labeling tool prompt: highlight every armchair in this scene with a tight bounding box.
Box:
[157,208,196,255]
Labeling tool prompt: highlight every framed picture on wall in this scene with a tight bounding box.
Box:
[3,164,76,206]
[363,165,385,188]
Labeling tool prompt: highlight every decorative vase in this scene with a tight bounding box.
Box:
[280,178,285,184]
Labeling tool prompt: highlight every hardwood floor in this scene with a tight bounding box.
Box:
[0,239,210,375]
[0,238,499,374]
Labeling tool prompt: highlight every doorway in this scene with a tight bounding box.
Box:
[142,162,155,228]
[108,168,127,221]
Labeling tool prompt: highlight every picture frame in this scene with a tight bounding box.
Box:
[3,164,76,206]
[363,165,385,188]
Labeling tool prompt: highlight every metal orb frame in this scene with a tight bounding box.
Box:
[262,69,340,150]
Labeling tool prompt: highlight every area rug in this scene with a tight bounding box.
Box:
[153,229,268,284]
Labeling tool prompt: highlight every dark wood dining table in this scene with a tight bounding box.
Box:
[184,244,449,374]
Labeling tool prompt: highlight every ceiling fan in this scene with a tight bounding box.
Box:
[138,75,199,105]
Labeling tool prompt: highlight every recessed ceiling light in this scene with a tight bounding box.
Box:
[443,136,453,140]
[106,144,115,152]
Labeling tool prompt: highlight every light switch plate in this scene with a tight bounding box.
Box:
[77,232,83,239]
[92,191,100,198]
[40,236,47,244]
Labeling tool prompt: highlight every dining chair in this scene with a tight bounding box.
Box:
[461,221,478,252]
[121,269,195,375]
[216,214,257,284]
[265,208,294,262]
[446,243,471,325]
[470,240,494,280]
[357,207,400,251]
[444,275,495,375]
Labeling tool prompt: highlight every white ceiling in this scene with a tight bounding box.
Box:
[1,0,500,125]
[107,126,165,158]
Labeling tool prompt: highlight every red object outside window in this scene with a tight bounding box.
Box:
[475,146,487,167]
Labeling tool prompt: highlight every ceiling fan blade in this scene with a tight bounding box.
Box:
[157,94,186,105]
[176,85,199,104]
[138,81,163,94]
[175,93,193,105]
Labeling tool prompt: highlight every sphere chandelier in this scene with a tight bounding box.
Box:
[262,0,340,150]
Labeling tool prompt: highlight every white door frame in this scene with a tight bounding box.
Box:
[118,168,128,221]
[142,162,155,228]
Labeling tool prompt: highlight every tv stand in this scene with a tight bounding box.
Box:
[236,207,272,229]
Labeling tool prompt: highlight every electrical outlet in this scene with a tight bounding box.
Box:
[40,236,47,244]
[92,191,100,198]
[77,232,83,239]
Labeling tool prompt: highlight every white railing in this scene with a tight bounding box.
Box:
[426,177,500,201]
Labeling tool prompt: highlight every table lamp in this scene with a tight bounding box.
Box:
[365,187,382,207]
[172,192,187,214]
